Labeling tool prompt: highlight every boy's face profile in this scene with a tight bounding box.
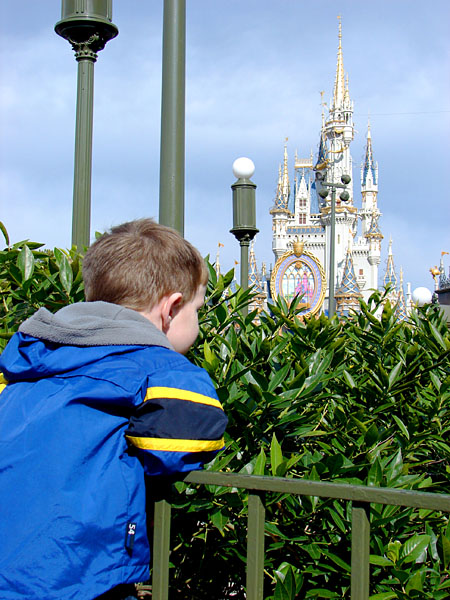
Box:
[165,285,206,355]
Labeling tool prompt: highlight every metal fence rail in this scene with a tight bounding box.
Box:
[151,471,450,600]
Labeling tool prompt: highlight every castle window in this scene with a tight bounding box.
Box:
[299,214,306,225]
[338,234,340,244]
[359,269,364,276]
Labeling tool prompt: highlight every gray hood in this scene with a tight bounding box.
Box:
[19,301,173,349]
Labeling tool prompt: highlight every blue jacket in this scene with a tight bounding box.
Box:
[0,302,227,600]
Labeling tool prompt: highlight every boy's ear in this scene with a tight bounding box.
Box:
[161,292,183,332]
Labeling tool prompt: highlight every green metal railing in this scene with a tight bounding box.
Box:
[151,471,450,600]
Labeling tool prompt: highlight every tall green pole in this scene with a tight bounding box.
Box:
[55,1,118,249]
[72,52,95,249]
[328,186,337,318]
[159,0,186,235]
[316,173,351,319]
[240,239,251,292]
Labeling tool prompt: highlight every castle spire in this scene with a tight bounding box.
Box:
[281,141,290,203]
[248,241,263,292]
[362,119,377,187]
[274,164,284,209]
[270,146,292,261]
[395,267,408,321]
[332,17,346,110]
[215,242,224,276]
[383,238,398,290]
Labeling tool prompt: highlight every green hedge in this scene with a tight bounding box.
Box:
[1,230,449,599]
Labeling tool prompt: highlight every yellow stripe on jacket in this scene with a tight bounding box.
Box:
[144,386,223,410]
[126,435,224,453]
[0,373,8,394]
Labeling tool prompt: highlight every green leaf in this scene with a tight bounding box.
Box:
[399,534,430,564]
[17,245,35,281]
[267,363,291,392]
[367,458,383,487]
[369,594,398,600]
[274,578,293,600]
[58,254,73,294]
[0,221,9,245]
[307,589,338,598]
[327,509,347,534]
[274,565,296,600]
[392,414,410,440]
[388,360,403,389]
[442,533,450,568]
[369,555,394,566]
[270,433,283,476]
[343,369,356,388]
[387,540,401,564]
[385,449,403,483]
[429,321,447,350]
[253,448,266,476]
[405,570,423,594]
[320,549,351,571]
[265,522,289,540]
[364,423,379,446]
[210,508,228,533]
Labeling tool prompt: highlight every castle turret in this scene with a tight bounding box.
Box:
[270,144,292,260]
[395,267,408,321]
[249,241,261,290]
[335,242,362,317]
[364,211,383,290]
[383,238,398,304]
[248,241,267,317]
[361,121,380,236]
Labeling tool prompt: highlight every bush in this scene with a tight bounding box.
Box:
[0,224,84,349]
[1,231,449,598]
[172,264,450,599]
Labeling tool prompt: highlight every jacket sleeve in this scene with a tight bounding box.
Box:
[124,363,228,477]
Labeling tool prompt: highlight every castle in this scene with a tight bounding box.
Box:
[247,21,406,318]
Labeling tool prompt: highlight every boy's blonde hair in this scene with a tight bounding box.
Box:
[82,219,208,311]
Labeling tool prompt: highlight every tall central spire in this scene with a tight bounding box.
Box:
[362,119,377,186]
[332,17,346,109]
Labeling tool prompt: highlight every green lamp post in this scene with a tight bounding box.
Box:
[159,0,186,236]
[230,157,259,315]
[55,0,118,249]
[316,172,351,318]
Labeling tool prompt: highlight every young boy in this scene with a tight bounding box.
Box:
[0,219,227,600]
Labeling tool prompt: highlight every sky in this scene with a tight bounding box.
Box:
[0,0,449,293]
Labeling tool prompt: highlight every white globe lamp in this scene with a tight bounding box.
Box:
[232,157,255,180]
[412,287,432,306]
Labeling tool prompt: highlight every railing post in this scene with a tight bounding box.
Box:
[152,499,172,600]
[247,492,265,600]
[351,502,370,600]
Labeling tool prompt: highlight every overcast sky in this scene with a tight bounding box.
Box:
[1,1,449,293]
